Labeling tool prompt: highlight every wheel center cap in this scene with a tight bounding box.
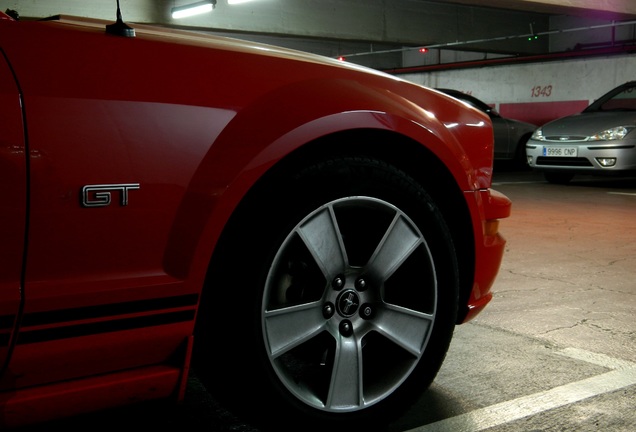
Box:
[336,289,360,317]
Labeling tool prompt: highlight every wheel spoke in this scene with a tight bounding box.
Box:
[297,207,347,280]
[326,335,362,410]
[374,303,434,356]
[367,214,421,282]
[264,301,326,358]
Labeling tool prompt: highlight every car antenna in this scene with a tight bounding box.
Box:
[106,0,136,37]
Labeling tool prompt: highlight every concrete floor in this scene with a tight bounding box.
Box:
[16,169,636,431]
[485,169,635,365]
[391,169,636,432]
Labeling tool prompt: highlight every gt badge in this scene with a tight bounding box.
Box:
[81,183,140,207]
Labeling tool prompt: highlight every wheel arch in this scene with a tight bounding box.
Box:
[204,127,476,325]
[191,129,475,427]
[163,106,478,288]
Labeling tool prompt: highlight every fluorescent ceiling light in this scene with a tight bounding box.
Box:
[171,1,214,19]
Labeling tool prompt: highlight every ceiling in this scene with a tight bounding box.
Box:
[438,0,636,20]
[2,0,635,71]
[210,0,636,71]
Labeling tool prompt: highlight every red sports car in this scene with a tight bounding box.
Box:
[0,9,510,430]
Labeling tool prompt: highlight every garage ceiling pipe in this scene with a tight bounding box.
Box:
[337,19,636,60]
[386,43,636,74]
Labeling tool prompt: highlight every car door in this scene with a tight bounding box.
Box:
[0,52,26,374]
[0,30,214,390]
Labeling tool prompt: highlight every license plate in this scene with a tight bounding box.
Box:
[543,146,578,157]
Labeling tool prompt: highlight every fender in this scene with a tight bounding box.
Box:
[162,77,486,284]
[0,46,26,376]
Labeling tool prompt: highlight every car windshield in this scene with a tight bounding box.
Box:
[584,82,636,112]
[437,89,500,117]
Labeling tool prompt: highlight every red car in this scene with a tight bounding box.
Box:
[0,9,510,430]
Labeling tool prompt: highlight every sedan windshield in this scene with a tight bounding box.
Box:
[585,82,636,112]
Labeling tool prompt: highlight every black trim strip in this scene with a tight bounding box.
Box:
[0,314,15,330]
[0,333,10,347]
[587,145,635,150]
[0,315,16,348]
[21,294,198,326]
[16,310,196,345]
[536,157,593,167]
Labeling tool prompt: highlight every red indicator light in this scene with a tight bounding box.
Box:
[337,56,346,61]
[419,48,429,53]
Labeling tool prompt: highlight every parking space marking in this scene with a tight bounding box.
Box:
[407,349,636,432]
[492,181,545,186]
[556,347,636,370]
[608,192,636,197]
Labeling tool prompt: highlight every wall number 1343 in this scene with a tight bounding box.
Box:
[531,85,552,97]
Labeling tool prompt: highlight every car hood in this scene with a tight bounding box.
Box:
[540,111,636,137]
[0,14,496,190]
[506,117,536,130]
[54,14,388,77]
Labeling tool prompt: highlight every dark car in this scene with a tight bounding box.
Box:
[437,88,537,165]
[0,11,510,430]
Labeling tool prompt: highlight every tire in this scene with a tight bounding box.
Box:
[194,156,460,430]
[544,172,574,184]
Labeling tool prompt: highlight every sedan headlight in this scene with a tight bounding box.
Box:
[589,126,634,141]
[531,128,545,141]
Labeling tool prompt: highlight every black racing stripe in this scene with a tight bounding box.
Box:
[0,314,15,330]
[0,315,16,347]
[21,293,199,327]
[16,309,196,345]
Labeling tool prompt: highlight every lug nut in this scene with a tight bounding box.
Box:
[339,320,353,337]
[355,278,367,291]
[332,275,345,290]
[323,302,335,319]
[360,304,374,319]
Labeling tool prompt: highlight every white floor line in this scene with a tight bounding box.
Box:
[608,192,636,196]
[407,349,636,432]
[556,347,636,370]
[492,181,545,186]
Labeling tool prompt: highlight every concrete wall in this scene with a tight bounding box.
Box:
[400,54,636,126]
